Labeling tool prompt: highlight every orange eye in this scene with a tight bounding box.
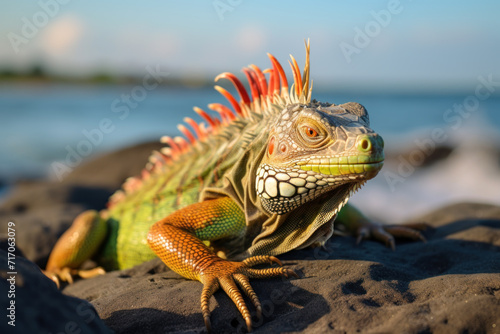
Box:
[304,126,318,138]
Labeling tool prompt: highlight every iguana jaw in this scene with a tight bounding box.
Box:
[256,157,383,215]
[296,153,384,176]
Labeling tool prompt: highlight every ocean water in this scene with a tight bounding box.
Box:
[1,83,500,220]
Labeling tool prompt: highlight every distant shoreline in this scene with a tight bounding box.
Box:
[2,70,499,97]
[0,72,211,88]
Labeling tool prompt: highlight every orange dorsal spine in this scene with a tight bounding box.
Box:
[108,40,312,208]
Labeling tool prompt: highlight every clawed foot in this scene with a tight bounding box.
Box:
[43,266,106,288]
[356,222,427,250]
[199,255,297,332]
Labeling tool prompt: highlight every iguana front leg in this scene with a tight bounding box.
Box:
[337,204,427,250]
[44,210,107,287]
[147,196,297,332]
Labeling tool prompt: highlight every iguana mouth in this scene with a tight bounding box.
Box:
[296,158,384,176]
[256,159,381,215]
[300,161,383,177]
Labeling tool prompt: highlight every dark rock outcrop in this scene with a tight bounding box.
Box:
[1,142,499,333]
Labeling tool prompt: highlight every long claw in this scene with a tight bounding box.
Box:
[384,226,427,242]
[234,274,262,319]
[201,279,219,333]
[220,277,252,331]
[356,220,426,250]
[61,268,74,284]
[44,266,107,289]
[243,255,282,267]
[372,227,396,251]
[356,227,369,245]
[268,256,282,267]
[204,317,211,334]
[247,267,298,279]
[43,270,61,288]
[76,267,106,279]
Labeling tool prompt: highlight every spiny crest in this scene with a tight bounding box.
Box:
[108,40,313,208]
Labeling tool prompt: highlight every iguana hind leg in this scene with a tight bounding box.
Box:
[337,204,427,250]
[44,210,107,287]
[147,196,297,332]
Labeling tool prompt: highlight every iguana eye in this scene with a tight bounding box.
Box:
[296,120,330,148]
[303,126,318,138]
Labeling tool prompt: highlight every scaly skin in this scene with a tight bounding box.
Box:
[147,197,298,330]
[44,41,425,332]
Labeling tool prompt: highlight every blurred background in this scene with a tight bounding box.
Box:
[1,0,499,221]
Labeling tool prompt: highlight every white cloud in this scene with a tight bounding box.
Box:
[40,14,84,58]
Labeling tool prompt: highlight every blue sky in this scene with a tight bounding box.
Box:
[1,0,499,90]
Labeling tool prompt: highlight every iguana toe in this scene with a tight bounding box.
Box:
[243,255,282,267]
[43,267,74,287]
[76,266,107,279]
[43,266,106,288]
[43,270,62,288]
[201,278,219,333]
[383,225,427,242]
[199,257,297,332]
[233,273,262,318]
[356,222,427,250]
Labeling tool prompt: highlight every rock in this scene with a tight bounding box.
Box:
[62,141,163,189]
[63,202,500,334]
[1,142,499,333]
[0,141,162,267]
[0,242,112,334]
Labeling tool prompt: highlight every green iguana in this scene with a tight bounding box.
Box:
[44,41,425,332]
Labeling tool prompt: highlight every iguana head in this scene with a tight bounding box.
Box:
[256,101,384,215]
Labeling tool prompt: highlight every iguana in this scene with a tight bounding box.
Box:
[44,41,424,332]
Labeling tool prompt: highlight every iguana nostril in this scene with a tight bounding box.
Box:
[359,137,371,152]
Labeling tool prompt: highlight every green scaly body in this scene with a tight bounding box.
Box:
[101,114,269,269]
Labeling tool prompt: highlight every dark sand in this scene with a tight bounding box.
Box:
[1,142,499,334]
